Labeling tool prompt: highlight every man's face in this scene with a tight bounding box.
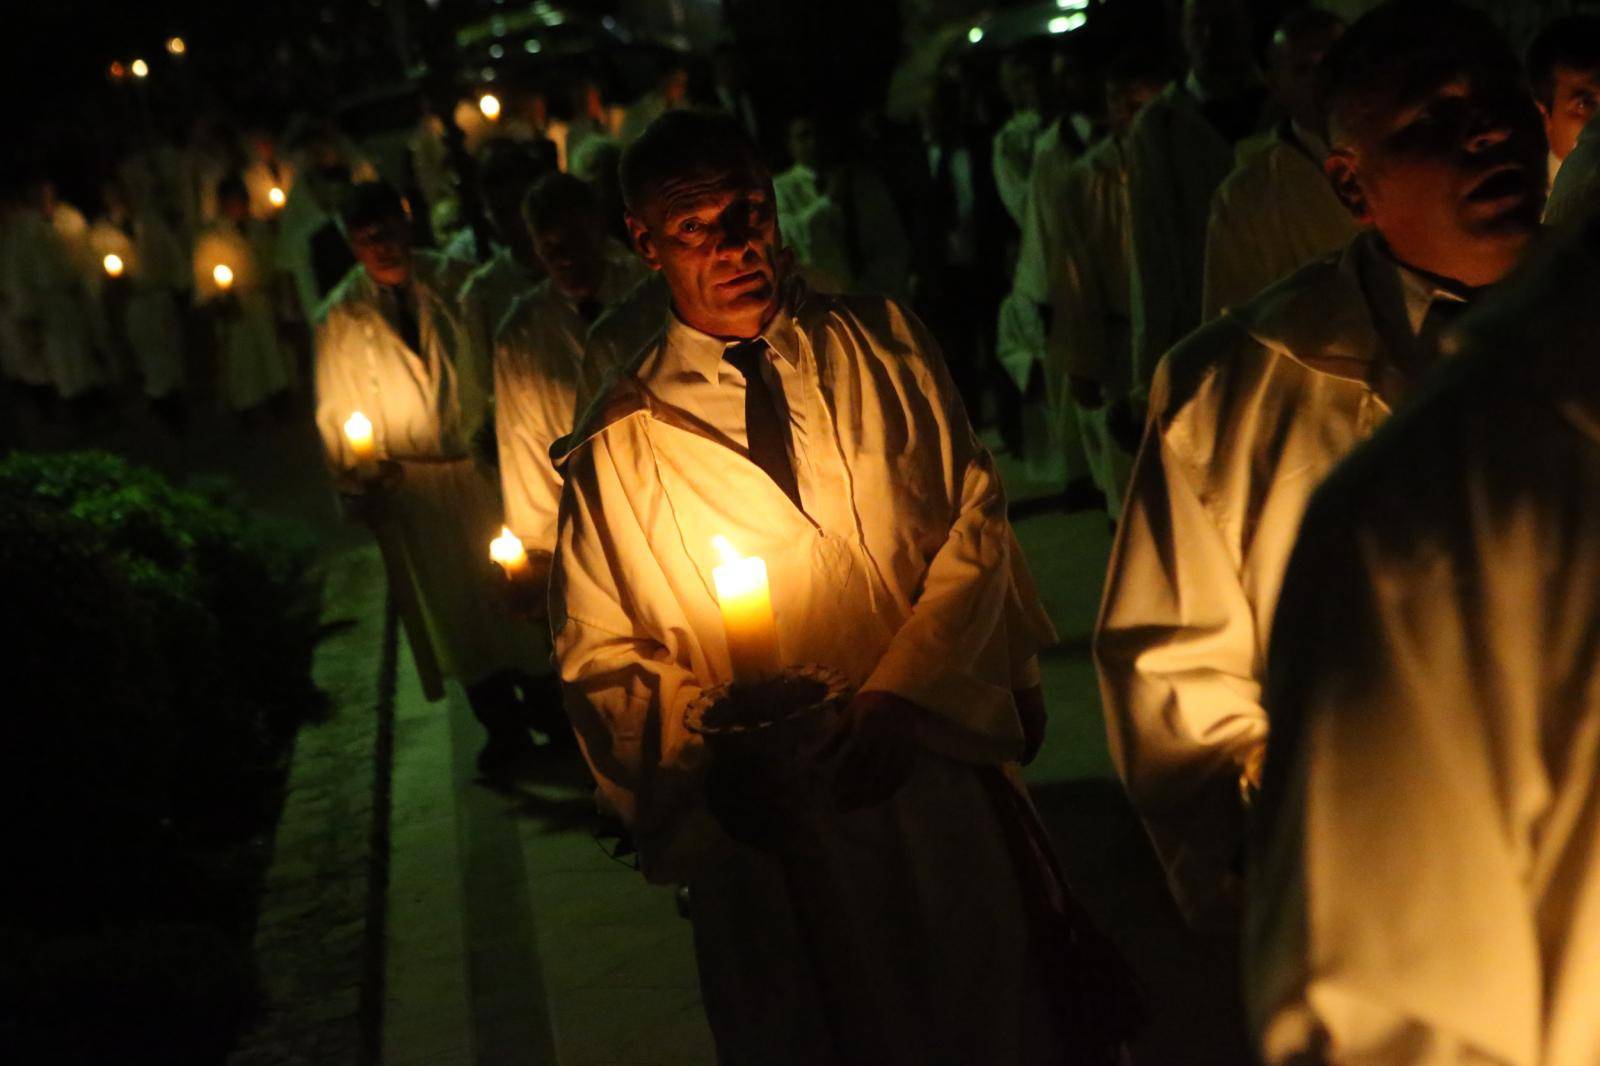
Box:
[1108,79,1164,140]
[1327,64,1547,287]
[1541,64,1600,161]
[627,165,783,339]
[531,212,605,302]
[1269,23,1344,133]
[1182,0,1252,78]
[348,215,413,288]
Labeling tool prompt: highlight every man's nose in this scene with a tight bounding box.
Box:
[1464,101,1518,153]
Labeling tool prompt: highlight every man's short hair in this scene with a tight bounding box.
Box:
[337,181,408,232]
[619,108,766,216]
[1528,15,1600,108]
[1272,7,1346,54]
[522,172,598,233]
[1105,47,1171,91]
[1316,0,1518,145]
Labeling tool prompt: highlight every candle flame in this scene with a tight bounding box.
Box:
[490,526,527,566]
[102,253,124,277]
[131,58,149,79]
[712,535,742,567]
[343,411,372,442]
[212,263,234,288]
[268,185,286,208]
[166,36,186,56]
[479,93,502,120]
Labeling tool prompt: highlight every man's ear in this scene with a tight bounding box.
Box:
[1324,149,1373,225]
[625,212,662,271]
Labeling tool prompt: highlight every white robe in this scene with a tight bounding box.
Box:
[1125,80,1250,407]
[241,157,295,222]
[1046,136,1136,516]
[194,220,290,411]
[493,246,648,554]
[315,253,544,685]
[1249,228,1600,1065]
[1096,233,1453,924]
[551,281,1066,1064]
[785,166,912,301]
[89,215,187,398]
[458,245,543,360]
[992,109,1043,226]
[32,205,111,399]
[0,210,53,387]
[1201,122,1359,321]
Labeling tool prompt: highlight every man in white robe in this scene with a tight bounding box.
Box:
[1527,16,1600,193]
[1248,211,1600,1066]
[1125,0,1267,410]
[314,183,549,770]
[195,177,291,416]
[458,140,553,359]
[551,110,1135,1065]
[16,180,110,405]
[1095,1,1548,926]
[493,173,648,608]
[992,52,1047,227]
[1200,9,1358,321]
[1047,52,1167,520]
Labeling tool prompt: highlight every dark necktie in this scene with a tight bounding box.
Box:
[578,297,602,325]
[392,284,422,354]
[724,339,802,510]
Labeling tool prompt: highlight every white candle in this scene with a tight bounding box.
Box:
[711,536,781,682]
[102,253,125,277]
[343,411,378,479]
[490,526,531,581]
[212,263,234,290]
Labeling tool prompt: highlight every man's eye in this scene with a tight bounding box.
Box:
[680,219,702,234]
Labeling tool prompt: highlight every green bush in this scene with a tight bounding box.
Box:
[0,451,322,927]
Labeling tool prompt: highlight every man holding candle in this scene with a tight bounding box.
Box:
[549,111,1133,1064]
[313,181,551,771]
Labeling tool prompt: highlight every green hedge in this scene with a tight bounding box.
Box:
[0,451,323,1063]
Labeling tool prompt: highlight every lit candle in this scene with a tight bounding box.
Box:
[267,186,286,209]
[102,253,125,278]
[711,535,781,682]
[490,526,531,580]
[131,58,149,79]
[212,263,234,290]
[166,36,186,56]
[479,93,502,120]
[343,411,378,479]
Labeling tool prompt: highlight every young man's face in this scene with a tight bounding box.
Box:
[1541,64,1600,161]
[348,215,413,288]
[531,211,605,302]
[627,164,783,339]
[1326,64,1546,287]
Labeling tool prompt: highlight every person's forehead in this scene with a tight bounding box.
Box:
[652,167,769,216]
[1554,64,1600,92]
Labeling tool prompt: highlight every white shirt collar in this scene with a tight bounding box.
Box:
[662,284,802,387]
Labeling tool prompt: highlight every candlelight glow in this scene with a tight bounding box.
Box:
[268,185,286,208]
[109,61,127,80]
[131,58,149,79]
[212,263,234,289]
[166,36,186,56]
[102,253,124,277]
[478,93,502,120]
[711,536,781,681]
[490,526,531,579]
[343,411,378,477]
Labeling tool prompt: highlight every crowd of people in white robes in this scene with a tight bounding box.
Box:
[12,1,1600,1062]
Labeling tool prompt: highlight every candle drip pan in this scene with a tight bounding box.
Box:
[686,666,852,850]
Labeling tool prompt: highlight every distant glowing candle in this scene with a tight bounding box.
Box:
[102,253,124,277]
[490,526,531,581]
[711,536,780,681]
[212,263,234,290]
[478,93,502,120]
[267,185,286,209]
[166,36,186,56]
[131,58,149,79]
[343,411,378,478]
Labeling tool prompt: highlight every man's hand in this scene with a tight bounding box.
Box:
[496,551,553,621]
[1068,375,1105,410]
[338,459,403,525]
[827,690,920,812]
[1015,684,1047,765]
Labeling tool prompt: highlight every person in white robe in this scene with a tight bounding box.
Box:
[552,110,1137,1065]
[194,177,291,415]
[314,182,550,770]
[241,128,296,223]
[493,173,648,597]
[15,181,109,403]
[457,140,553,360]
[88,182,188,414]
[1125,0,1267,410]
[1095,2,1549,927]
[1200,9,1357,321]
[0,188,53,396]
[992,52,1047,227]
[772,117,823,260]
[1528,16,1600,194]
[1248,212,1600,1066]
[1046,53,1167,520]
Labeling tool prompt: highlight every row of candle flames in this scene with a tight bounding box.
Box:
[101,187,284,283]
[341,412,783,682]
